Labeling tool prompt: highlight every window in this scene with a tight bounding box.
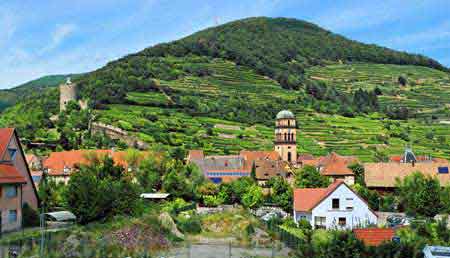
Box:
[8,148,17,160]
[5,186,17,198]
[8,210,17,223]
[338,217,346,226]
[287,152,292,162]
[332,198,340,209]
[314,216,326,229]
[438,167,449,174]
[346,206,354,211]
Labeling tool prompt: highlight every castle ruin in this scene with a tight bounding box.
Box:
[59,77,87,112]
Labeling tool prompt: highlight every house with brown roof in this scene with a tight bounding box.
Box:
[353,228,395,246]
[364,161,450,193]
[0,128,39,232]
[187,150,288,184]
[389,147,446,164]
[293,181,377,229]
[297,152,359,185]
[42,149,146,184]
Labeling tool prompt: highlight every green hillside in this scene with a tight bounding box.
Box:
[95,59,449,161]
[0,74,81,111]
[0,17,448,161]
[306,64,450,119]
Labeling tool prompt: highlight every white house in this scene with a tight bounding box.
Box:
[293,181,377,230]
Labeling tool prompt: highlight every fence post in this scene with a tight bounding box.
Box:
[271,240,275,258]
[188,241,191,258]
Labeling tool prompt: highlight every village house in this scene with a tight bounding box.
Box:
[26,154,43,188]
[297,152,359,185]
[0,128,39,232]
[187,150,288,184]
[389,147,448,164]
[364,161,450,193]
[293,181,377,229]
[41,149,145,184]
[187,110,298,183]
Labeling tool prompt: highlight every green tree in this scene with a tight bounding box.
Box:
[266,176,292,211]
[38,172,65,211]
[395,171,442,217]
[398,75,408,86]
[295,165,330,188]
[348,163,365,186]
[241,184,264,209]
[65,156,139,224]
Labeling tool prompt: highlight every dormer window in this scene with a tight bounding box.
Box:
[8,148,17,161]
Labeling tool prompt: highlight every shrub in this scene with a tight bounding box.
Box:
[176,214,202,234]
[203,195,224,207]
[297,219,312,231]
[22,203,39,227]
[245,223,255,236]
[65,156,140,224]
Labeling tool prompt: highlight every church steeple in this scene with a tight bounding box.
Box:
[274,110,297,163]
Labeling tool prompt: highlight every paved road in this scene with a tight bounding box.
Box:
[158,243,291,258]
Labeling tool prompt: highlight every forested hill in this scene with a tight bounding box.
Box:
[0,74,81,111]
[148,17,447,74]
[77,17,447,104]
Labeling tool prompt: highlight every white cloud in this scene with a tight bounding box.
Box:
[382,21,450,48]
[0,9,18,47]
[40,23,78,54]
[313,0,425,32]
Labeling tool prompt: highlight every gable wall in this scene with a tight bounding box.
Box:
[7,135,38,210]
[311,184,377,229]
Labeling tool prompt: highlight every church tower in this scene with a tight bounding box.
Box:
[274,110,297,163]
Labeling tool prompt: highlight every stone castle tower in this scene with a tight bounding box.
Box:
[59,77,78,112]
[274,110,297,163]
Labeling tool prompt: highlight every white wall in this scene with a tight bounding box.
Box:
[294,210,312,224]
[311,184,377,229]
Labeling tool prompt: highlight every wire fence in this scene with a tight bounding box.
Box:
[264,220,303,250]
[0,231,291,258]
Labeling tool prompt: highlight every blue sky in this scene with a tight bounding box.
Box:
[1,0,449,89]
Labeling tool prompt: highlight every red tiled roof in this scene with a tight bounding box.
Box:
[301,160,319,166]
[353,228,395,246]
[389,156,402,162]
[364,162,450,188]
[26,154,38,164]
[207,169,250,173]
[188,150,204,160]
[240,150,280,162]
[318,152,358,167]
[0,128,14,158]
[297,154,315,161]
[293,181,343,212]
[240,150,281,170]
[43,150,143,176]
[321,161,354,176]
[0,164,27,184]
[390,155,447,163]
